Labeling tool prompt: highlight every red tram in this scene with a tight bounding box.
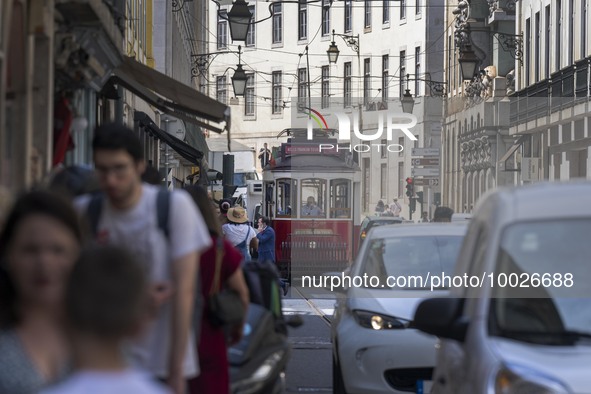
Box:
[261,129,362,278]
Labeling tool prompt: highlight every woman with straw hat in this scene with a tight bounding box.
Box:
[222,206,258,261]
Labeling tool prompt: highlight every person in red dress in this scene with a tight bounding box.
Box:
[185,186,249,394]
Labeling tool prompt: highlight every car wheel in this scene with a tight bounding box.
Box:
[333,353,347,394]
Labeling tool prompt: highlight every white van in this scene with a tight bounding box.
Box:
[413,181,591,394]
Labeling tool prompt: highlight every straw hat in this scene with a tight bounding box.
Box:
[227,206,248,224]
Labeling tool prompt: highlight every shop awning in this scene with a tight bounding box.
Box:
[111,57,230,133]
[499,135,527,171]
[206,138,253,152]
[135,112,203,165]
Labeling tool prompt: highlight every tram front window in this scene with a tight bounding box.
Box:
[276,179,297,217]
[301,179,326,218]
[330,179,351,218]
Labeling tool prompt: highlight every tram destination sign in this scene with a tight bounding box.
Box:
[284,143,338,155]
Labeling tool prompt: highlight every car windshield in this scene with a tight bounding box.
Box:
[490,219,591,346]
[360,236,463,289]
[368,220,401,230]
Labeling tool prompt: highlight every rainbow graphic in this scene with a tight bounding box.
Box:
[304,107,329,130]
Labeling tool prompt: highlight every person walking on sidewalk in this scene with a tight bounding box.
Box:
[222,207,258,262]
[74,123,211,394]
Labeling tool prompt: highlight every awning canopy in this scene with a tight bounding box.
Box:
[135,112,203,165]
[499,135,527,171]
[111,57,230,133]
[206,138,253,152]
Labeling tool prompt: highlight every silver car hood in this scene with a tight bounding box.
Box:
[491,337,591,392]
[345,287,448,321]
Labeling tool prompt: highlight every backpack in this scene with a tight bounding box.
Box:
[86,188,171,238]
[241,260,286,335]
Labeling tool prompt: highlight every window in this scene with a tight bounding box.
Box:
[301,178,327,218]
[298,68,307,111]
[400,0,406,19]
[568,0,574,64]
[246,5,255,47]
[330,179,351,218]
[272,71,283,114]
[276,178,297,217]
[582,1,587,58]
[381,138,387,158]
[364,58,371,104]
[298,0,307,40]
[321,66,330,108]
[344,0,352,32]
[555,0,561,71]
[344,62,352,107]
[322,0,330,36]
[399,50,406,97]
[272,3,283,43]
[398,162,404,197]
[383,0,390,23]
[545,5,550,78]
[380,164,387,199]
[217,10,228,49]
[525,18,531,84]
[447,35,452,88]
[398,136,404,157]
[416,0,421,15]
[534,12,540,82]
[382,55,389,102]
[415,46,421,95]
[245,74,255,116]
[364,0,372,28]
[216,76,227,105]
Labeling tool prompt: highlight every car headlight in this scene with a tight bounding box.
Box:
[491,364,570,394]
[352,310,411,330]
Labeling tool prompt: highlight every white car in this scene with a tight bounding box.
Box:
[331,224,467,393]
[414,181,591,393]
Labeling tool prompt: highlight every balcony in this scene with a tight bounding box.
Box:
[510,58,591,127]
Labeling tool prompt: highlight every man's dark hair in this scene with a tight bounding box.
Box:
[92,123,144,162]
[260,216,271,226]
[66,245,148,340]
[142,165,162,185]
[433,206,454,222]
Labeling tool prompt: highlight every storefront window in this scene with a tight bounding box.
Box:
[330,179,351,218]
[301,178,326,217]
[276,178,297,217]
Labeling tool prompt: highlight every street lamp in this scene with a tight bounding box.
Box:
[227,0,252,42]
[231,45,248,96]
[327,41,339,64]
[401,89,415,114]
[326,29,359,64]
[458,45,480,81]
[232,64,247,96]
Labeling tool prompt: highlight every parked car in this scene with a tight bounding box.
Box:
[332,223,468,393]
[450,213,472,222]
[359,215,404,246]
[414,181,591,394]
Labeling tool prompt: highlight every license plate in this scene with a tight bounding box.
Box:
[416,379,433,394]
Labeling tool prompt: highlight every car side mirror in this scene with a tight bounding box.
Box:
[412,298,468,342]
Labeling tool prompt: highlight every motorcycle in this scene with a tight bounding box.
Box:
[229,261,303,394]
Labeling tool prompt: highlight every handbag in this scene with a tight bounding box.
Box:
[208,237,245,328]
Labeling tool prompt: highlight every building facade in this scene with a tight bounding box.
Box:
[206,0,445,218]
